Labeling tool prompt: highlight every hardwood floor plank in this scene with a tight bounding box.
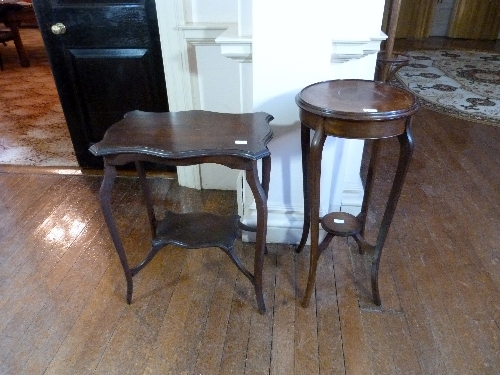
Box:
[415,136,500,371]
[360,311,398,374]
[3,61,500,373]
[217,239,265,374]
[0,178,100,293]
[384,312,423,375]
[51,178,175,375]
[19,222,112,375]
[0,177,102,330]
[0,175,73,265]
[386,232,448,374]
[0,173,23,202]
[243,244,277,375]
[392,166,488,373]
[0,177,140,374]
[192,251,239,375]
[415,113,500,354]
[147,249,230,374]
[42,260,129,375]
[0,173,53,238]
[331,238,373,375]
[188,189,242,374]
[315,246,345,374]
[270,246,297,375]
[294,246,320,375]
[41,177,162,374]
[212,265,253,374]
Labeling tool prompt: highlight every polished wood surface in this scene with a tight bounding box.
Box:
[90,110,273,314]
[90,110,274,161]
[1,103,500,372]
[297,80,418,119]
[296,80,419,139]
[0,106,499,374]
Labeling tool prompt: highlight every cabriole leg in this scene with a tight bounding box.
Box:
[99,162,134,303]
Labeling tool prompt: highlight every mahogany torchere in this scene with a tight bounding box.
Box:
[90,110,273,314]
[294,79,420,307]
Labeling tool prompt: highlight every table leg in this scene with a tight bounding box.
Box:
[358,139,381,251]
[136,161,157,238]
[99,163,134,303]
[4,20,29,67]
[246,158,270,314]
[261,155,272,256]
[302,125,326,307]
[371,120,414,305]
[295,124,311,253]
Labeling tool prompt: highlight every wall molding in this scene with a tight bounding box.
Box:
[215,24,253,62]
[331,32,387,63]
[177,22,230,45]
[177,22,386,65]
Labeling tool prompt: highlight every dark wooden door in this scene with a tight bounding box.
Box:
[32,0,168,168]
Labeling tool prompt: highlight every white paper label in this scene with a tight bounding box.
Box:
[334,219,345,224]
[235,140,247,145]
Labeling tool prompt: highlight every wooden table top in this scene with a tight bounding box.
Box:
[296,79,419,121]
[89,110,274,161]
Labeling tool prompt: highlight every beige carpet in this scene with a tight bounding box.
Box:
[396,49,500,126]
[0,27,78,167]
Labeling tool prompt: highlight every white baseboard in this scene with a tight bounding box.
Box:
[239,179,364,244]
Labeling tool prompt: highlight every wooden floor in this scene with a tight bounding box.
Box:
[1,107,500,374]
[2,39,500,374]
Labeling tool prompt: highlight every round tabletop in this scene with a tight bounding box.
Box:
[296,79,419,121]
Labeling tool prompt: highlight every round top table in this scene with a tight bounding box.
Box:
[294,79,420,307]
[296,79,419,138]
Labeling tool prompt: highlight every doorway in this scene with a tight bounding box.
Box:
[385,0,500,40]
[430,0,456,37]
[0,19,76,167]
[32,0,168,169]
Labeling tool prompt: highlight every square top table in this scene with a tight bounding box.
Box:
[90,110,274,314]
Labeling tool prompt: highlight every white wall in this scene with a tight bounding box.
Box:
[244,0,386,243]
[156,0,387,243]
[188,0,238,23]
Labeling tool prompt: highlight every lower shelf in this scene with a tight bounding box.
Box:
[154,211,241,251]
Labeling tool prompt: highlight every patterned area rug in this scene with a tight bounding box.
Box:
[396,50,500,125]
[0,28,78,166]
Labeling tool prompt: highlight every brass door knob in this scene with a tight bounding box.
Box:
[51,23,67,35]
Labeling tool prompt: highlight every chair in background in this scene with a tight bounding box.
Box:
[0,2,31,69]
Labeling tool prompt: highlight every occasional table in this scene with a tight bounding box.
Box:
[89,110,273,314]
[294,79,419,307]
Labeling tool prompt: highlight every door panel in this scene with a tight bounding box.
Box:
[70,48,155,140]
[448,0,500,39]
[32,0,168,168]
[395,0,437,38]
